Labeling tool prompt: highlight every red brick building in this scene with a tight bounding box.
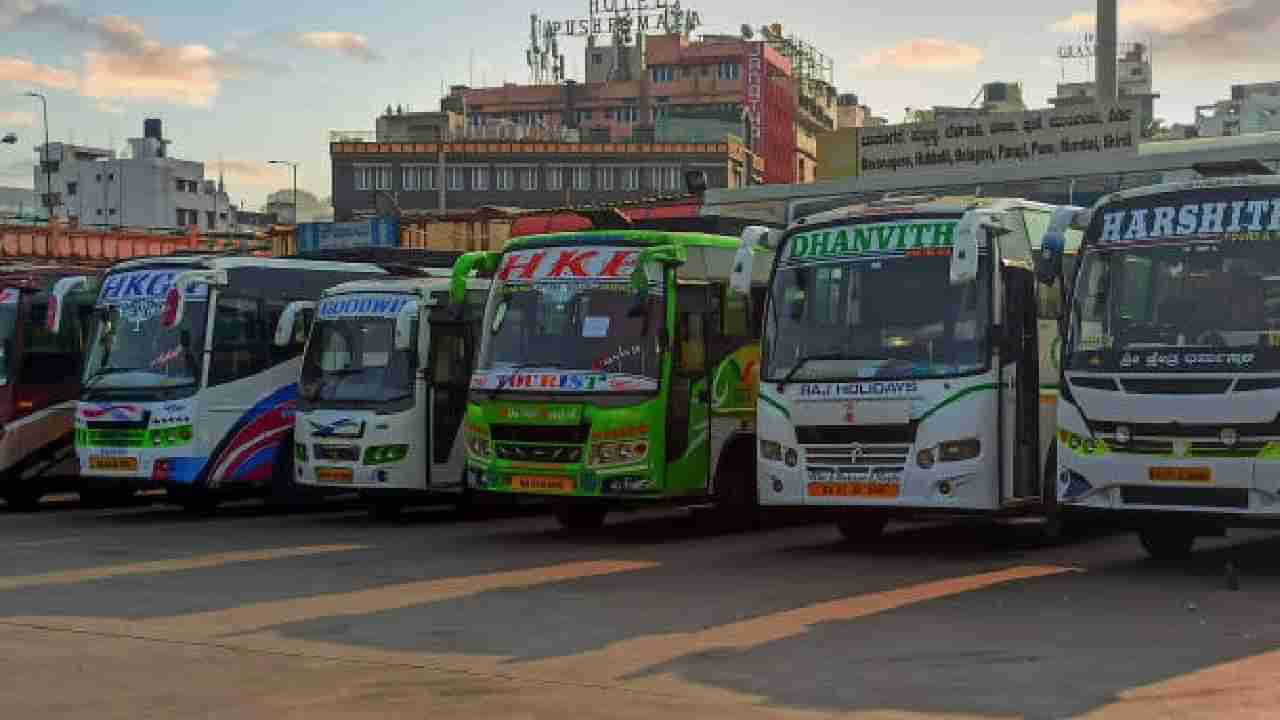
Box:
[446,34,816,185]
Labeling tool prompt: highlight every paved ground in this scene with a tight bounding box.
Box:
[3,496,1280,719]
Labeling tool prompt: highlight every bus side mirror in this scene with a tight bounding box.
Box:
[950,212,986,286]
[1037,232,1066,285]
[274,301,315,347]
[730,228,771,295]
[47,276,95,333]
[393,301,419,352]
[162,269,226,329]
[449,251,501,305]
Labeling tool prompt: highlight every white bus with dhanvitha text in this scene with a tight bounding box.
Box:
[1043,176,1280,559]
[293,274,490,517]
[71,255,389,513]
[737,196,1081,541]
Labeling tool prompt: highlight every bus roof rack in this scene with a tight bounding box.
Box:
[290,247,463,272]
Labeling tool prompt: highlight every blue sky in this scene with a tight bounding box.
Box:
[1,0,1277,208]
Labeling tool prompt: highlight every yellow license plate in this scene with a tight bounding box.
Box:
[88,456,138,472]
[316,467,354,484]
[1149,467,1212,483]
[807,482,900,498]
[512,475,575,493]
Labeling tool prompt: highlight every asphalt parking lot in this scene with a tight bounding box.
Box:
[2,496,1280,719]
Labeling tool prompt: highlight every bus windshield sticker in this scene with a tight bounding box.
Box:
[582,316,611,338]
[1093,191,1280,245]
[0,289,18,305]
[470,370,657,393]
[98,269,208,306]
[318,294,411,320]
[781,220,960,268]
[497,247,642,283]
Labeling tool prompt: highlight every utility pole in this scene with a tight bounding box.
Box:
[23,92,52,220]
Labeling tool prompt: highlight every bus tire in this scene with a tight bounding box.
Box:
[712,437,759,528]
[368,500,403,520]
[1040,443,1066,542]
[837,514,888,543]
[79,488,136,508]
[555,504,607,532]
[268,437,304,509]
[176,491,219,516]
[1138,528,1196,561]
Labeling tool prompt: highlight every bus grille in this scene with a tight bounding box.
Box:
[490,425,591,444]
[1121,486,1249,509]
[1104,436,1269,458]
[313,444,360,462]
[494,444,583,463]
[804,444,911,472]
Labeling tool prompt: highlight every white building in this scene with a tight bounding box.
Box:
[1048,43,1158,130]
[1196,82,1280,137]
[35,119,233,231]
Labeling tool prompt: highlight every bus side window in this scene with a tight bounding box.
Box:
[209,296,270,386]
[724,287,749,339]
[675,285,710,374]
[22,292,82,388]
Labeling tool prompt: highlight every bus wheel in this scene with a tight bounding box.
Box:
[1039,443,1068,543]
[171,487,219,516]
[3,487,42,512]
[555,504,607,532]
[1138,528,1196,561]
[837,514,888,543]
[712,442,760,529]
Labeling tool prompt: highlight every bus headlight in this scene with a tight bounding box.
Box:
[464,427,490,458]
[363,444,409,465]
[295,443,307,462]
[591,440,648,466]
[917,448,935,469]
[1058,429,1109,457]
[938,438,981,462]
[760,439,783,461]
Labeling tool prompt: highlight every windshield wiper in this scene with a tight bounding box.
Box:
[82,367,142,389]
[490,362,563,399]
[777,352,887,386]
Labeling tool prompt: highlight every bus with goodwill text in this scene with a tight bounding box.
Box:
[1041,175,1280,559]
[293,272,490,517]
[739,196,1080,541]
[451,229,772,530]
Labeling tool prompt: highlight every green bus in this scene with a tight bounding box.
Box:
[450,229,771,530]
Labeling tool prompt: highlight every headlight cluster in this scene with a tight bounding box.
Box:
[917,438,981,468]
[1058,429,1109,457]
[465,427,490,458]
[295,443,307,462]
[148,425,193,448]
[591,440,648,466]
[363,444,409,465]
[760,439,798,467]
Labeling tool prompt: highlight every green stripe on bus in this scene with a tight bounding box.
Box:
[918,383,999,423]
[759,392,790,420]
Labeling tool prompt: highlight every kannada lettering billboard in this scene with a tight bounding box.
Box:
[857,102,1142,178]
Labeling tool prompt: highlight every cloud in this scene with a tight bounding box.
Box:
[0,1,262,106]
[0,56,78,90]
[218,160,287,187]
[861,38,984,71]
[288,32,381,62]
[1049,0,1279,62]
[0,110,37,127]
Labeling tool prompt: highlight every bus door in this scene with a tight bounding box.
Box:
[668,284,713,489]
[1000,265,1041,501]
[425,308,472,486]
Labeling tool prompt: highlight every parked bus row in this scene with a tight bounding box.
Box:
[5,174,1275,562]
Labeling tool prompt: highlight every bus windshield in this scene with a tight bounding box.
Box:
[300,315,417,407]
[474,246,663,393]
[1067,240,1280,373]
[765,253,990,382]
[83,301,207,390]
[0,292,17,386]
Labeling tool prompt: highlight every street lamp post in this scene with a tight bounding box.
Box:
[23,92,51,219]
[268,160,298,224]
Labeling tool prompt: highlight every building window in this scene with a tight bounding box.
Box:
[66,181,77,197]
[609,106,639,123]
[572,167,590,191]
[355,166,381,191]
[496,167,514,191]
[575,110,593,124]
[621,168,640,191]
[650,166,680,192]
[651,66,674,83]
[175,179,184,192]
[718,62,740,81]
[403,166,436,191]
[547,167,563,191]
[376,167,392,191]
[596,167,613,191]
[206,211,216,228]
[471,167,488,191]
[521,167,538,191]
[447,167,464,191]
